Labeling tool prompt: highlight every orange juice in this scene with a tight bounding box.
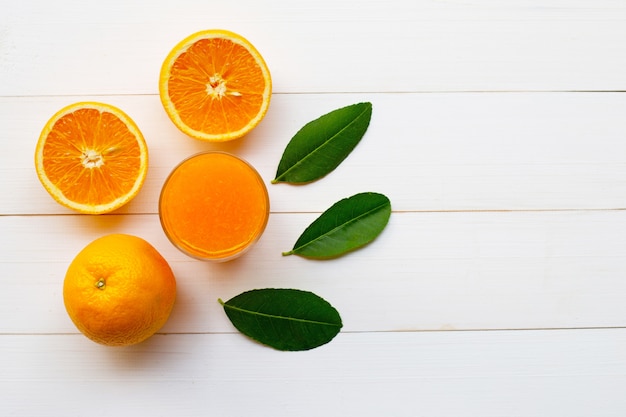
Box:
[159,152,269,261]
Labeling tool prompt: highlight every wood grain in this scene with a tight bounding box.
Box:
[2,1,626,95]
[2,210,626,334]
[2,1,626,415]
[3,92,626,215]
[3,330,626,417]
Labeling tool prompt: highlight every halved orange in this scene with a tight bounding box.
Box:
[159,29,272,142]
[34,102,148,214]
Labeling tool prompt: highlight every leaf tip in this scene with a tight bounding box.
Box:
[356,101,373,114]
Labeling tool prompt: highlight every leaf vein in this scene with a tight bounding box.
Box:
[224,304,341,327]
[276,104,371,182]
[294,202,389,252]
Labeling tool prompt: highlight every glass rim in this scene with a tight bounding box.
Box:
[158,150,270,262]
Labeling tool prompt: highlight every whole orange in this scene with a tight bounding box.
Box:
[63,234,177,346]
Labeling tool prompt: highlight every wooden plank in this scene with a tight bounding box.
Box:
[3,92,626,215]
[2,1,626,95]
[2,329,626,416]
[2,210,626,334]
[3,3,626,415]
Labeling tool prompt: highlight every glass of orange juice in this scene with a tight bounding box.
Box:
[159,151,269,262]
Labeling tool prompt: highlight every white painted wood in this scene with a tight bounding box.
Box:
[3,1,626,415]
[3,329,626,417]
[4,92,626,215]
[2,0,626,95]
[2,209,626,334]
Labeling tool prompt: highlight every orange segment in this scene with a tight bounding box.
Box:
[159,29,272,142]
[34,102,148,214]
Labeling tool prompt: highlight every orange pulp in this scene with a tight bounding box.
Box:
[159,152,269,261]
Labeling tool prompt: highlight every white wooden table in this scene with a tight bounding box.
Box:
[3,1,626,415]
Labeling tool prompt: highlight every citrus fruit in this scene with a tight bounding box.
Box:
[159,29,272,142]
[34,102,148,214]
[63,234,177,346]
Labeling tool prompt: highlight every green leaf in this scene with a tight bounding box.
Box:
[284,192,391,259]
[219,289,342,351]
[272,102,373,184]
